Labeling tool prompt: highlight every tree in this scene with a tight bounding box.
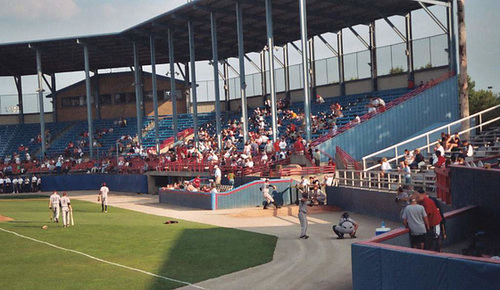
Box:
[468,76,500,114]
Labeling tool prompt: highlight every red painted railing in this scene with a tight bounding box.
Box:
[435,166,451,204]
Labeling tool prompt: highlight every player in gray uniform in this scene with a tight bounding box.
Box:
[260,179,280,209]
[48,191,61,223]
[333,212,359,239]
[298,191,310,239]
[60,192,72,227]
[98,183,110,213]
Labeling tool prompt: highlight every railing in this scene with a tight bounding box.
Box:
[311,71,456,147]
[434,167,451,204]
[335,168,435,193]
[362,104,500,171]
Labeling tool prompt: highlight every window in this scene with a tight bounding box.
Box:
[61,96,87,107]
[100,94,112,105]
[126,92,136,103]
[114,93,126,104]
[144,91,153,102]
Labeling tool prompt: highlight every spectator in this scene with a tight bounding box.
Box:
[310,185,326,205]
[402,197,429,249]
[416,189,443,252]
[313,149,321,166]
[409,149,425,169]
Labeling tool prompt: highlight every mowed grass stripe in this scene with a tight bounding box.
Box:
[0,197,277,289]
[0,227,203,289]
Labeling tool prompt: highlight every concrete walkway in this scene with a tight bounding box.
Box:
[69,191,401,290]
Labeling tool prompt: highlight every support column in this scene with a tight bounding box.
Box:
[150,35,160,154]
[184,63,190,114]
[369,22,378,92]
[283,44,290,99]
[308,37,317,98]
[260,51,267,99]
[457,0,469,135]
[83,45,94,159]
[299,0,312,142]
[236,1,249,144]
[447,0,457,73]
[188,20,199,148]
[405,13,415,84]
[223,60,230,111]
[93,70,101,120]
[265,0,278,141]
[133,42,143,147]
[36,50,46,157]
[14,76,24,124]
[168,29,179,143]
[210,12,222,150]
[51,74,57,122]
[337,30,346,96]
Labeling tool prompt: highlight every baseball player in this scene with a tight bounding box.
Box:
[4,176,11,193]
[48,191,61,223]
[60,192,72,227]
[298,190,310,239]
[98,182,109,213]
[17,176,23,193]
[260,179,280,209]
[12,177,18,194]
[0,176,4,193]
[333,212,359,239]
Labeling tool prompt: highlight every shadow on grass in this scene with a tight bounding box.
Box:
[148,227,277,290]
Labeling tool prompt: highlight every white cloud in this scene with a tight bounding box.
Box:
[0,0,78,21]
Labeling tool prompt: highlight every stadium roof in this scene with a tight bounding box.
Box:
[0,0,440,77]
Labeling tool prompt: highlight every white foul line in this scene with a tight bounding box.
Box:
[0,227,205,289]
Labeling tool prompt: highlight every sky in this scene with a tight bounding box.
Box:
[0,0,498,112]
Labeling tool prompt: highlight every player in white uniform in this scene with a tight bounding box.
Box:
[17,177,23,193]
[48,191,61,223]
[60,192,72,227]
[0,177,4,193]
[98,183,110,213]
[12,177,18,193]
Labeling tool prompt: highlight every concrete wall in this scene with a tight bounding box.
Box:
[318,75,459,160]
[42,174,148,193]
[352,206,500,290]
[450,165,500,222]
[0,113,53,125]
[326,186,402,222]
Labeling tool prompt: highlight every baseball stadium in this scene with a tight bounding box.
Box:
[0,0,499,289]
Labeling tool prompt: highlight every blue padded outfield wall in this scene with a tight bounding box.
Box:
[159,179,296,210]
[318,76,459,160]
[42,174,148,193]
[352,207,500,290]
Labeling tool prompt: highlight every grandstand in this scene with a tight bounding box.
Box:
[1,0,499,289]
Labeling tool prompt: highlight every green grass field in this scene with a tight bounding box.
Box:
[0,195,277,289]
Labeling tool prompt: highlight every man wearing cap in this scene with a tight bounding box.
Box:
[48,191,61,223]
[402,197,429,249]
[60,192,72,227]
[98,182,110,213]
[260,179,280,209]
